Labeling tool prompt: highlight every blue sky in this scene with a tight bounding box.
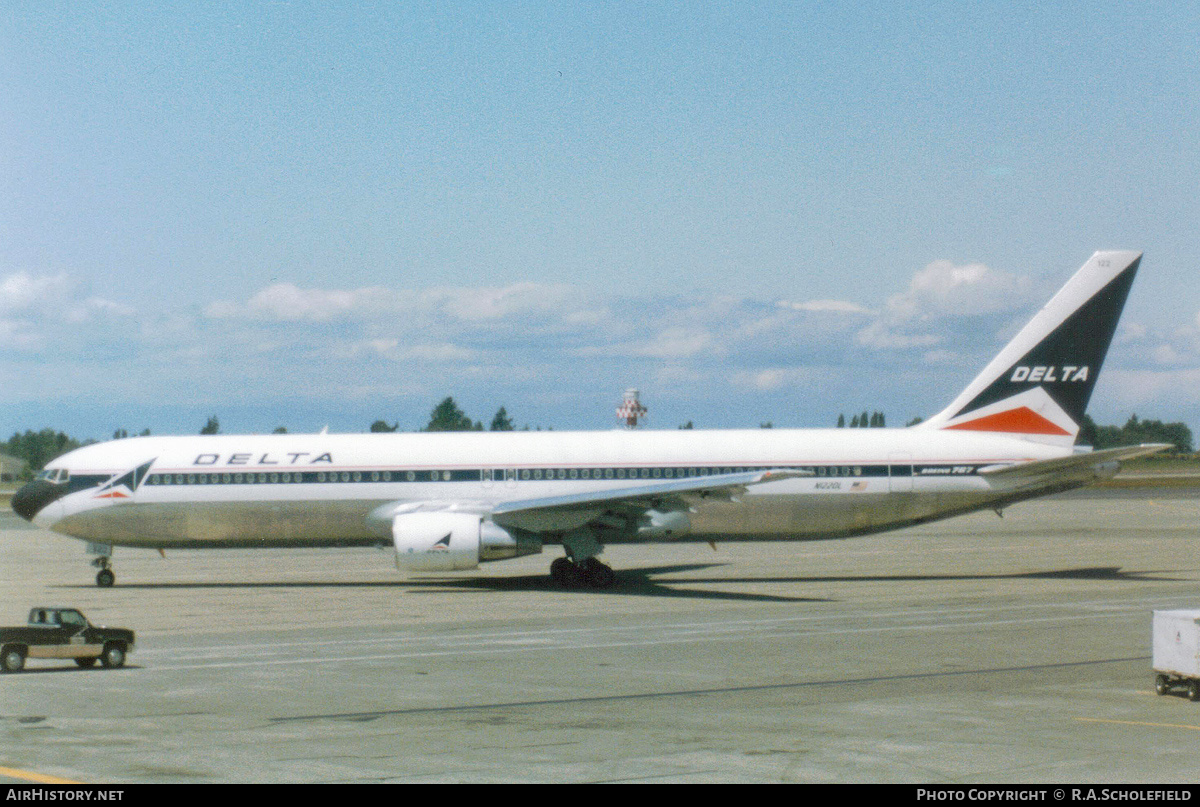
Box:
[2,2,1199,439]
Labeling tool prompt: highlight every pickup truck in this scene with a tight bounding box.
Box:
[1,607,135,672]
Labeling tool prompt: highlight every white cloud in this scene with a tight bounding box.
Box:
[777,299,873,315]
[6,262,1200,436]
[0,271,71,314]
[204,283,388,321]
[856,259,1035,351]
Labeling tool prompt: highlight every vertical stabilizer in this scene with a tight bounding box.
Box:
[918,251,1142,446]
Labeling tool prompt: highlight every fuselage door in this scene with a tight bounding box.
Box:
[888,453,913,493]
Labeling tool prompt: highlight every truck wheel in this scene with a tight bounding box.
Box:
[1,645,26,673]
[1187,680,1199,702]
[100,642,126,669]
[1156,674,1170,696]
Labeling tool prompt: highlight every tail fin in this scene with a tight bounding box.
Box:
[918,250,1142,446]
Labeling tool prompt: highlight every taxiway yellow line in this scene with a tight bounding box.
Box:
[0,765,83,785]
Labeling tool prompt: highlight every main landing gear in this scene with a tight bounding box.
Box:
[550,556,616,589]
[551,529,616,589]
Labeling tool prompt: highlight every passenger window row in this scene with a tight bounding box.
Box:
[142,464,887,486]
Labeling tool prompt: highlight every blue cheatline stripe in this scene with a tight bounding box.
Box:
[138,463,979,487]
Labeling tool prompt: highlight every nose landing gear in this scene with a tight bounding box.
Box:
[88,543,115,587]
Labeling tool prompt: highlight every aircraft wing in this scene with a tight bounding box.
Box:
[977,443,1173,490]
[490,468,801,533]
[365,468,802,535]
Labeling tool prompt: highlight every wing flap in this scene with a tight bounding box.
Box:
[491,469,801,533]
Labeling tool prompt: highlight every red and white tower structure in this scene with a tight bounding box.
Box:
[616,388,647,429]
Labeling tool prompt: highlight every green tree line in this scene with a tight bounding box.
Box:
[837,411,887,428]
[371,397,518,433]
[1077,414,1193,453]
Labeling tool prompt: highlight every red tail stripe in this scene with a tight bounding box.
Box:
[943,406,1071,436]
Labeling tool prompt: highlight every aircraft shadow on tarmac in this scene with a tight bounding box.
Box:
[54,564,1186,603]
[57,564,827,604]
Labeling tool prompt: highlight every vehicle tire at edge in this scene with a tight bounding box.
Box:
[100,642,126,669]
[1,645,26,673]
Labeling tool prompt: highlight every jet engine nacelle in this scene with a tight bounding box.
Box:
[636,509,692,540]
[391,512,541,572]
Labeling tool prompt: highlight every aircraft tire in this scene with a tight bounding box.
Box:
[550,557,579,587]
[581,559,615,589]
[96,569,115,588]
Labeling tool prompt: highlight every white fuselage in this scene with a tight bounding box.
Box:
[33,427,1073,550]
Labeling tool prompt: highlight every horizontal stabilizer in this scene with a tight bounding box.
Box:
[978,443,1172,489]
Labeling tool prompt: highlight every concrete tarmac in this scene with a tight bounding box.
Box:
[2,487,1199,784]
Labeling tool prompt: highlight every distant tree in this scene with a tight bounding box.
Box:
[1076,414,1099,447]
[489,407,514,431]
[850,414,860,428]
[369,420,399,433]
[113,429,128,440]
[859,410,869,428]
[423,397,480,432]
[2,429,84,474]
[760,422,773,429]
[837,414,845,428]
[679,421,694,430]
[906,416,924,427]
[272,426,288,434]
[1076,413,1193,453]
[200,416,220,435]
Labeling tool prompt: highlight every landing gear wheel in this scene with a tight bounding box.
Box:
[1188,680,1200,702]
[580,558,616,589]
[550,557,581,587]
[96,568,115,588]
[1156,674,1170,696]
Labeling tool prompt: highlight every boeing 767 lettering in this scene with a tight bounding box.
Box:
[12,251,1167,588]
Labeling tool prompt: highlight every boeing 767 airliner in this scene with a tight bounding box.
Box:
[12,251,1166,588]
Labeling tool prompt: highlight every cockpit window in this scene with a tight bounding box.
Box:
[36,469,70,484]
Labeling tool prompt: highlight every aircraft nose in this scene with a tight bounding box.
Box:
[11,480,58,522]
